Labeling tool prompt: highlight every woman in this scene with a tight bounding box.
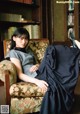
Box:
[5,27,48,93]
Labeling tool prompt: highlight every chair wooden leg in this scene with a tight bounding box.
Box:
[4,70,11,105]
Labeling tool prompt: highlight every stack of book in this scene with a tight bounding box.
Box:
[24,25,41,39]
[0,13,22,22]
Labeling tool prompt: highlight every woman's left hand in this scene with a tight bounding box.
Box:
[29,64,39,72]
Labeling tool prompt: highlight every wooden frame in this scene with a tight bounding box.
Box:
[0,70,10,105]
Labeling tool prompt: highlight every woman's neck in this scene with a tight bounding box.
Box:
[14,47,26,53]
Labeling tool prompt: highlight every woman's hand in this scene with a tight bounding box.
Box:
[29,64,39,72]
[35,79,48,93]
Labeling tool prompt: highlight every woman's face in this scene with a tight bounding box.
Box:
[13,35,29,48]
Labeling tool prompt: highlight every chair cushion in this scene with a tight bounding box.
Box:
[10,82,45,97]
[29,40,49,62]
[10,97,42,114]
[0,60,17,85]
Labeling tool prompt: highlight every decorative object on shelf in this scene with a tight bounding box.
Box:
[68,28,75,39]
[0,13,22,22]
[68,0,74,11]
[68,28,76,47]
[68,13,74,26]
[67,0,75,41]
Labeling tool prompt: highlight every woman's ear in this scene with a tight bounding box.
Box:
[13,36,16,41]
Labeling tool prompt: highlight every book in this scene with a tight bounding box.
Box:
[24,25,41,39]
[23,0,32,4]
[24,25,33,39]
[0,13,22,22]
[32,25,41,39]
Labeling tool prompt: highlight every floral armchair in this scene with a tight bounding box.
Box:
[0,39,49,114]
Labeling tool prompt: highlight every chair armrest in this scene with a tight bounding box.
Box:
[0,60,17,105]
[10,82,46,97]
[0,60,17,85]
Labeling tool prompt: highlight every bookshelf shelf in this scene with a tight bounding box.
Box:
[67,25,74,29]
[67,10,74,14]
[0,21,40,25]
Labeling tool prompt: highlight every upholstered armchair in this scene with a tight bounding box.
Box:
[0,39,49,114]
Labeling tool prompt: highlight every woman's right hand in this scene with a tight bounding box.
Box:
[35,79,48,93]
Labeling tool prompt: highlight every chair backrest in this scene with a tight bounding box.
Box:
[3,39,49,63]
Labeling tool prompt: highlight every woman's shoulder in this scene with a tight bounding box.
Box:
[9,49,18,54]
[8,49,20,58]
[10,49,15,52]
[5,49,16,59]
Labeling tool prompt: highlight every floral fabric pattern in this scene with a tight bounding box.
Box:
[10,82,45,97]
[29,40,49,62]
[10,97,43,114]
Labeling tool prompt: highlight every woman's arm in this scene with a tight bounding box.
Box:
[10,58,48,92]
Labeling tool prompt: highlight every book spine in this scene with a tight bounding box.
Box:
[24,25,33,39]
[32,25,41,39]
[23,0,32,4]
[24,25,41,39]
